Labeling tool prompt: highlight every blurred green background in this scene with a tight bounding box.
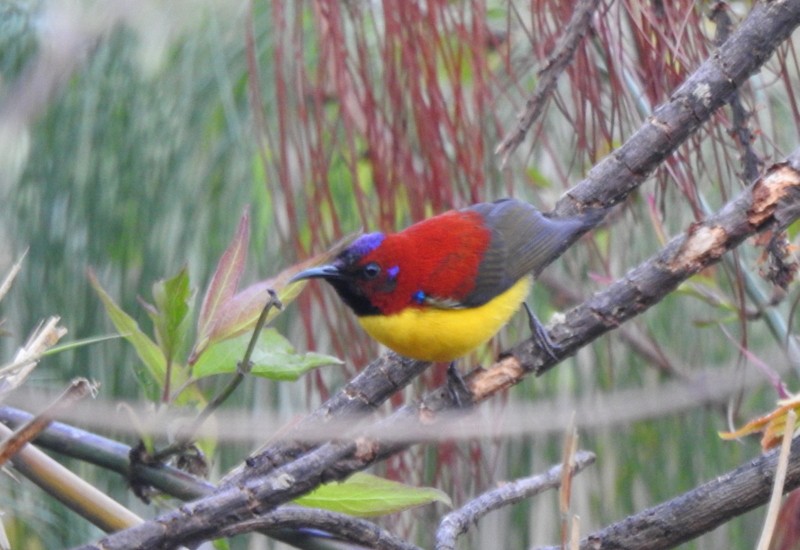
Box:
[0,1,795,548]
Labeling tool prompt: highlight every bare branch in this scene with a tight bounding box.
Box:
[0,378,96,467]
[214,506,420,550]
[436,450,596,550]
[75,441,358,549]
[536,434,800,550]
[521,156,800,376]
[495,0,601,165]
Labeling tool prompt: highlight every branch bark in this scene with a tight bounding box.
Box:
[215,506,420,550]
[75,441,361,549]
[436,450,596,550]
[538,434,800,550]
[553,0,800,217]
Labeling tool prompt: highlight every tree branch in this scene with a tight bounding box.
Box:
[0,405,214,501]
[495,0,602,165]
[214,506,420,550]
[552,0,800,217]
[436,450,596,550]
[537,434,800,550]
[74,441,358,549]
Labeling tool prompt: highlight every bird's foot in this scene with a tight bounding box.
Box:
[523,303,560,361]
[445,362,472,408]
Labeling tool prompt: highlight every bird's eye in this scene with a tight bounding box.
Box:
[362,262,381,280]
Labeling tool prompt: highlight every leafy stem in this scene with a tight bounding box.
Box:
[152,290,282,463]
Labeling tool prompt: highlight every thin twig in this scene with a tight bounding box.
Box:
[152,290,282,462]
[0,248,27,304]
[435,451,596,550]
[710,1,763,184]
[0,378,96,467]
[496,0,601,166]
[213,506,421,550]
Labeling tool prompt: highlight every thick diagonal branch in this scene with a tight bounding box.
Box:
[537,434,800,550]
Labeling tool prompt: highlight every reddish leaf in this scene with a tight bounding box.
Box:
[188,232,358,365]
[195,207,250,354]
[770,489,800,550]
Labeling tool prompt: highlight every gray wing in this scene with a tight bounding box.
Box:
[462,198,598,307]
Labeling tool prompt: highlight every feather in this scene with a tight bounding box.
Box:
[462,198,598,307]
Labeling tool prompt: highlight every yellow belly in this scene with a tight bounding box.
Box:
[357,277,532,362]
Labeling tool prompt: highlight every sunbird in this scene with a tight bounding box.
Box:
[291,198,597,362]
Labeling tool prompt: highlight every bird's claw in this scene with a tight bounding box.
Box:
[523,303,560,361]
[445,362,472,408]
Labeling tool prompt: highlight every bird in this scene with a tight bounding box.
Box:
[290,198,598,363]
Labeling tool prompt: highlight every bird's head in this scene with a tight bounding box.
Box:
[291,209,496,316]
[290,232,407,316]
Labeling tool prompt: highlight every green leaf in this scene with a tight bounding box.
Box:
[145,266,193,362]
[192,328,341,381]
[295,472,452,517]
[42,333,123,356]
[88,269,166,400]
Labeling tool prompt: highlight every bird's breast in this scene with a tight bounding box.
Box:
[356,276,533,362]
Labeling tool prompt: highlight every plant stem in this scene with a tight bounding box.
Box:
[152,290,282,462]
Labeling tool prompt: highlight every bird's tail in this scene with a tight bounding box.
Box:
[532,207,604,275]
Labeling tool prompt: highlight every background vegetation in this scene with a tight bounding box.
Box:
[0,0,797,548]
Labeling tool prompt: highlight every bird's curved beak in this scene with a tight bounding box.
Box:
[289,264,343,283]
